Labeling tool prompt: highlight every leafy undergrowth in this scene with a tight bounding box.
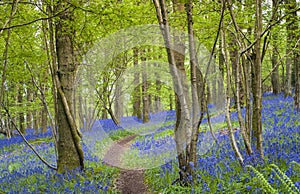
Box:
[0,94,299,193]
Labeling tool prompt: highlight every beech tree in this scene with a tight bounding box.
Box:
[54,0,84,172]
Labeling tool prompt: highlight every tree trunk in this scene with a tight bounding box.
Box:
[169,93,173,110]
[26,87,33,129]
[114,79,123,122]
[141,49,149,123]
[228,34,239,107]
[221,22,244,165]
[154,63,162,113]
[101,77,108,119]
[133,48,142,119]
[18,85,25,134]
[295,43,300,111]
[284,0,297,96]
[271,0,280,94]
[41,106,48,133]
[186,0,203,175]
[33,92,39,131]
[284,0,300,110]
[107,107,120,125]
[252,0,264,158]
[241,55,252,144]
[235,53,253,156]
[153,0,191,184]
[172,0,192,184]
[55,1,84,172]
[271,42,280,94]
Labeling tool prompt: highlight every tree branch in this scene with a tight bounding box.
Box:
[0,6,71,32]
[240,7,300,55]
[262,37,300,83]
[1,103,57,170]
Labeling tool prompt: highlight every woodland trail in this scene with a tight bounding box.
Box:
[103,135,148,194]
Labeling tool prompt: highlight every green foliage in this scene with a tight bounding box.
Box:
[154,128,174,140]
[8,162,22,173]
[269,164,300,194]
[246,163,300,194]
[108,130,135,141]
[246,165,278,194]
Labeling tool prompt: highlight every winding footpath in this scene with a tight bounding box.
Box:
[103,135,148,194]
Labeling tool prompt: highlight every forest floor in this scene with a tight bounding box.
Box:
[103,135,148,194]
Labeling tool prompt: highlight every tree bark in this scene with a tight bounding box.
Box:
[153,0,191,184]
[186,0,203,174]
[271,0,280,94]
[26,87,33,129]
[154,63,162,112]
[141,49,149,123]
[221,22,244,165]
[284,0,300,110]
[55,1,84,172]
[18,85,25,134]
[284,0,297,96]
[133,48,142,119]
[252,0,264,158]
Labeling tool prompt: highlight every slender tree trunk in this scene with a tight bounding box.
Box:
[186,0,203,174]
[217,38,225,109]
[228,34,238,107]
[221,23,244,165]
[114,79,123,122]
[101,77,108,119]
[295,43,300,111]
[172,0,192,184]
[18,85,25,134]
[26,87,33,129]
[271,0,280,94]
[141,49,149,123]
[153,0,191,184]
[107,107,120,125]
[169,93,173,110]
[133,48,142,119]
[235,54,253,155]
[271,43,280,94]
[284,0,300,110]
[154,63,162,112]
[252,0,264,158]
[241,55,252,143]
[284,0,297,96]
[41,106,48,133]
[33,91,39,131]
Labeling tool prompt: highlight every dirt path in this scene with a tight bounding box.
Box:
[103,135,148,194]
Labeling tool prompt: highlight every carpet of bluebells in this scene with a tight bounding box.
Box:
[0,94,299,193]
[140,94,300,193]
